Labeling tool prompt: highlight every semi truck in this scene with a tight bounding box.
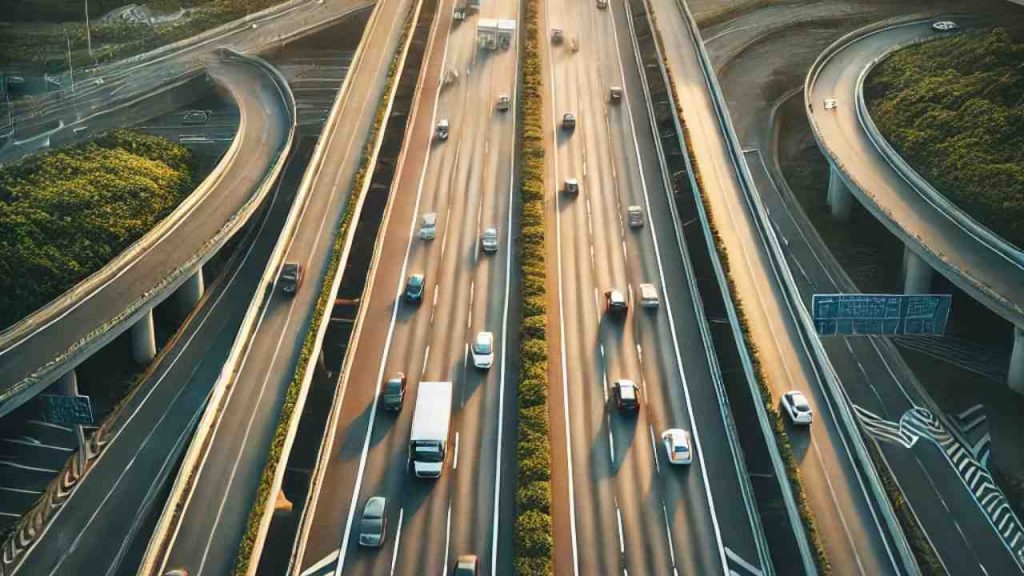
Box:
[409,381,453,478]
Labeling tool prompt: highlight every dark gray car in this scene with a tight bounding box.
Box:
[358,496,387,547]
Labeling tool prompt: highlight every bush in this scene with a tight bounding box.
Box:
[865,28,1024,247]
[0,129,196,328]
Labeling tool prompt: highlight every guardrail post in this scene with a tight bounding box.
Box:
[902,245,932,294]
[174,268,206,313]
[1009,326,1024,394]
[827,163,853,221]
[130,309,157,364]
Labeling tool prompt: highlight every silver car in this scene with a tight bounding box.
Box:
[481,228,498,253]
[358,496,388,547]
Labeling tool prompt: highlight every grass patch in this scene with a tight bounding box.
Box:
[512,0,553,571]
[229,7,416,575]
[0,129,197,329]
[864,27,1024,248]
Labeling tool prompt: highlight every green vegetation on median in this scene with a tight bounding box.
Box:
[640,3,832,574]
[865,27,1024,247]
[513,0,553,571]
[230,6,416,575]
[0,129,196,329]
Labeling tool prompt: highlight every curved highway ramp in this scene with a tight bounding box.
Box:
[0,51,295,419]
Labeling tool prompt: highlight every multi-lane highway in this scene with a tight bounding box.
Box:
[540,0,767,574]
[643,0,915,574]
[292,0,521,573]
[138,0,423,571]
[0,0,372,420]
[711,6,1024,573]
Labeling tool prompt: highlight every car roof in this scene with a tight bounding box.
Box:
[476,331,493,345]
[787,391,809,407]
[363,496,386,517]
[609,289,625,301]
[483,227,497,236]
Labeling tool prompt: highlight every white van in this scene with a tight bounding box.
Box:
[419,213,437,240]
[639,283,659,308]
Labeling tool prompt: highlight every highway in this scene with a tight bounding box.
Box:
[806,19,1024,335]
[715,12,1024,573]
[644,0,912,574]
[291,0,522,572]
[139,0,422,571]
[540,0,765,574]
[0,53,293,419]
[0,0,373,165]
[0,0,372,419]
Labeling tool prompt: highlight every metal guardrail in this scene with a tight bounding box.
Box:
[136,50,299,576]
[805,16,1024,329]
[0,52,300,418]
[622,0,775,572]
[674,0,920,573]
[852,25,1024,265]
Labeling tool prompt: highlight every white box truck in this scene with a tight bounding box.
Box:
[409,381,453,478]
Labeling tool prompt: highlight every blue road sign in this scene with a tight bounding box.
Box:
[812,294,951,336]
[38,394,94,426]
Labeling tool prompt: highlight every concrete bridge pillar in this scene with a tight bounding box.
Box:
[55,369,78,396]
[827,164,853,221]
[174,268,205,313]
[902,245,933,294]
[130,309,157,365]
[1009,327,1024,395]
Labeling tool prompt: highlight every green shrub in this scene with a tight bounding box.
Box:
[865,28,1024,247]
[0,129,196,328]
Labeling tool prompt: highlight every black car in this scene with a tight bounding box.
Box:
[613,380,640,411]
[382,373,407,410]
[405,273,425,302]
[358,496,387,548]
[279,263,303,296]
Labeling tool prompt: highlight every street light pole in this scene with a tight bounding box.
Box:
[84,0,94,60]
[63,26,76,93]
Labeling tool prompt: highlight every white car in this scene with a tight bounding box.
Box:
[481,227,498,253]
[781,390,813,425]
[661,429,692,465]
[472,331,494,369]
[931,21,959,32]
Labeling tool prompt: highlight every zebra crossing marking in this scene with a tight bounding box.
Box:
[852,405,1024,567]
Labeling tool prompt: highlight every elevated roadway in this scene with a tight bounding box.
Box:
[291,0,522,572]
[806,18,1024,389]
[137,0,423,572]
[645,0,919,573]
[0,52,295,419]
[540,0,768,574]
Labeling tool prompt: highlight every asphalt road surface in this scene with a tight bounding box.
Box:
[293,0,521,573]
[711,6,1024,573]
[0,56,292,420]
[145,0,422,571]
[807,18,1024,330]
[540,0,765,575]
[0,0,372,418]
[644,0,909,573]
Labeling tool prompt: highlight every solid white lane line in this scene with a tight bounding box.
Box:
[443,502,453,575]
[662,503,677,570]
[390,508,404,576]
[615,503,625,555]
[608,0,728,566]
[649,425,660,475]
[453,432,460,470]
[423,345,431,375]
[490,6,521,568]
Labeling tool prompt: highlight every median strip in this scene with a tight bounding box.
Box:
[513,0,554,571]
[230,7,420,575]
[640,1,831,574]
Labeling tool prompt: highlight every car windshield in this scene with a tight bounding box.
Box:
[384,380,402,394]
[792,394,809,410]
[414,445,443,462]
[409,276,423,287]
[474,340,491,354]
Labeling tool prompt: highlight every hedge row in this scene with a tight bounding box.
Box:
[229,8,417,575]
[512,0,553,571]
[640,3,832,574]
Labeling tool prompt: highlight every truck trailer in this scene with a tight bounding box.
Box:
[409,381,453,478]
